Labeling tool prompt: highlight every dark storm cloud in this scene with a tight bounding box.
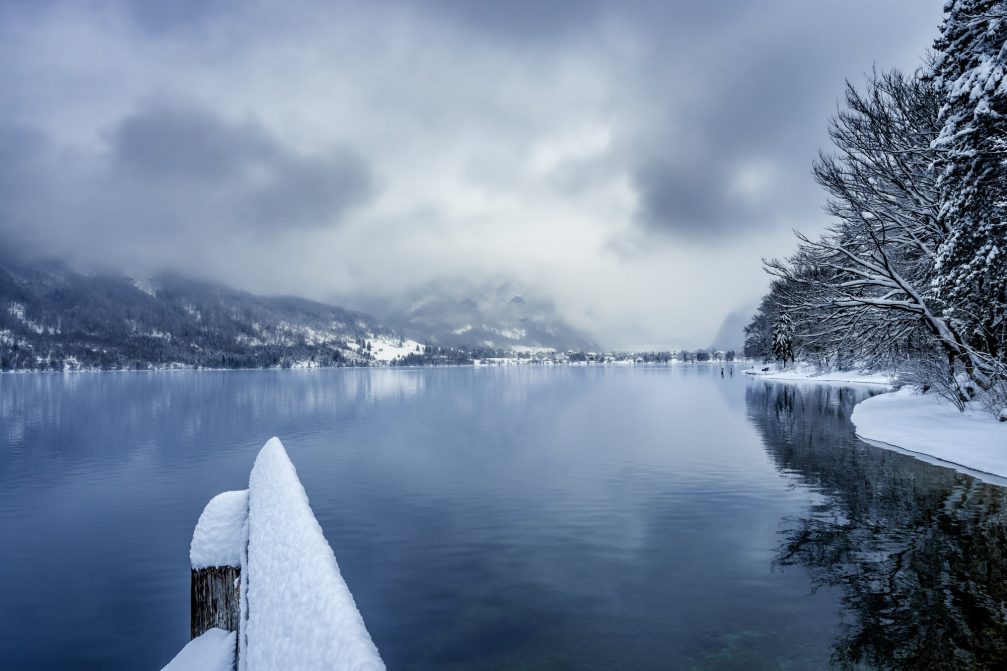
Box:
[0,101,373,263]
[624,1,942,240]
[411,0,605,42]
[110,102,373,231]
[112,103,272,179]
[0,0,230,34]
[115,0,232,34]
[633,158,743,238]
[0,123,63,255]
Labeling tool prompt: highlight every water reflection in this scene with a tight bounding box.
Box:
[747,382,1007,669]
[4,369,1006,669]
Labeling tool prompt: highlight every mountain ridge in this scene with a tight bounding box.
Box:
[0,261,598,371]
[0,260,413,370]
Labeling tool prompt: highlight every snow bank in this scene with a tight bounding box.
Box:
[852,386,1007,479]
[242,437,384,671]
[162,628,236,671]
[191,490,249,569]
[745,362,894,386]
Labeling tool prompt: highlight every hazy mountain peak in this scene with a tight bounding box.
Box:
[369,279,597,352]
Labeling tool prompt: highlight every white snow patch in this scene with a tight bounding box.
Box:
[745,362,894,386]
[132,277,159,298]
[287,359,323,369]
[235,334,266,347]
[852,386,1007,479]
[511,346,556,354]
[243,438,383,671]
[497,327,526,340]
[162,628,236,671]
[191,490,249,569]
[7,302,47,334]
[367,336,424,362]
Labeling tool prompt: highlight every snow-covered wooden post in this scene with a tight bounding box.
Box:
[164,438,383,670]
[190,490,249,640]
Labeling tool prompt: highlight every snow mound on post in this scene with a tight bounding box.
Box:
[162,628,236,671]
[243,437,383,671]
[190,490,249,569]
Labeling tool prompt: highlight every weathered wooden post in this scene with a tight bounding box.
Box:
[191,564,241,638]
[189,490,248,648]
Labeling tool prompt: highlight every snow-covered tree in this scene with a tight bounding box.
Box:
[744,290,779,361]
[930,0,1007,367]
[766,71,964,369]
[750,2,1007,414]
[772,313,795,366]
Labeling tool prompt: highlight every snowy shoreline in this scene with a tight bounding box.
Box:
[747,364,1007,482]
[0,359,752,375]
[743,362,895,386]
[851,386,1007,481]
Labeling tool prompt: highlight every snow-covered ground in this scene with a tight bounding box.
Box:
[744,362,895,386]
[365,336,424,362]
[852,386,1007,480]
[510,345,556,355]
[747,362,1005,480]
[162,629,236,671]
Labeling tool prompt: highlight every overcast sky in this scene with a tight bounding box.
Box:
[0,0,944,349]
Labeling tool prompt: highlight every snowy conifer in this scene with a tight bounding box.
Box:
[772,314,795,366]
[931,0,1007,363]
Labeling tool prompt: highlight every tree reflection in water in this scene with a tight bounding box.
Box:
[747,381,1007,670]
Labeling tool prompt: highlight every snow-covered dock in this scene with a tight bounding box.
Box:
[162,438,384,671]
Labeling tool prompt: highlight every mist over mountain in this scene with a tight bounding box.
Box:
[709,306,754,353]
[362,280,599,352]
[0,261,602,371]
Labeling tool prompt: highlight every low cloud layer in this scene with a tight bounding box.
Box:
[0,0,943,348]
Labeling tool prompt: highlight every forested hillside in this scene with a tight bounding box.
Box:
[0,260,407,370]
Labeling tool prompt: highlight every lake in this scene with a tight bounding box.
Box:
[1,365,1005,669]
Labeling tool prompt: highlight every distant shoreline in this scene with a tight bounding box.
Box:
[0,359,751,375]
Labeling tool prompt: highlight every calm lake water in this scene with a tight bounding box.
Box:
[1,365,1006,669]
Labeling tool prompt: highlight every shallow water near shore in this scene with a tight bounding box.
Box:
[2,365,1006,669]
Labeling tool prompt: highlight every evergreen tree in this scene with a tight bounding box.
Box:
[772,314,795,366]
[931,0,1007,365]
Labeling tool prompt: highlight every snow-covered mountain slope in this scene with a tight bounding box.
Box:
[0,260,421,370]
[375,281,598,352]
